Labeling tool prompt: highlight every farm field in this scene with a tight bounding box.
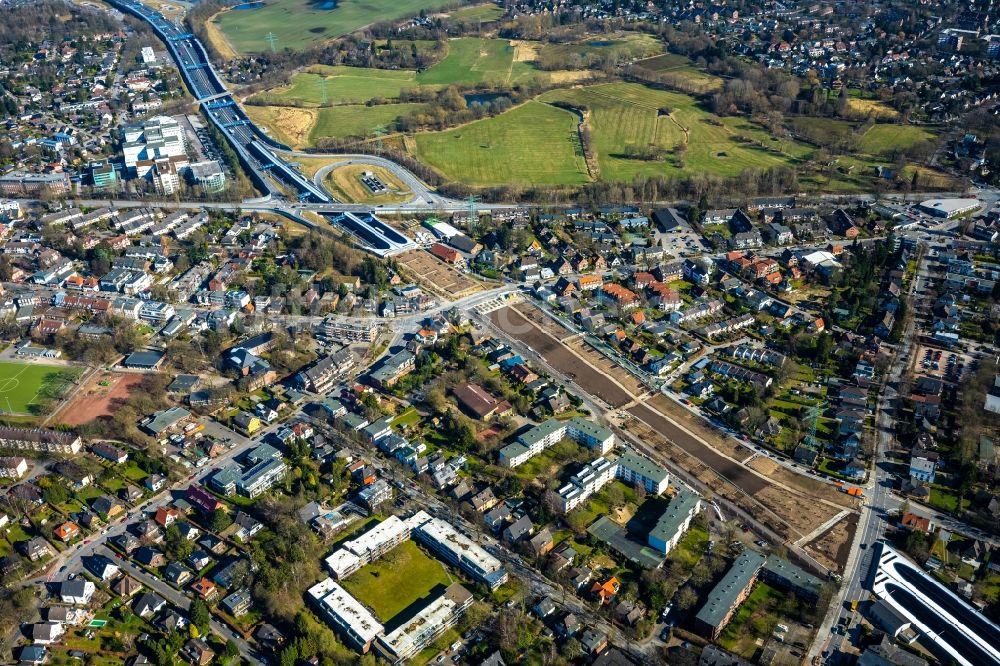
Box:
[859,123,936,156]
[260,67,419,106]
[631,53,724,94]
[447,3,504,22]
[214,0,455,54]
[0,362,81,417]
[341,539,452,622]
[244,105,318,149]
[790,117,936,157]
[415,37,527,86]
[252,38,544,108]
[412,100,589,185]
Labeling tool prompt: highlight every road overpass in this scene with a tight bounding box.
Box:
[104,0,332,204]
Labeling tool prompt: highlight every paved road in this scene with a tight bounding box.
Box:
[28,418,292,664]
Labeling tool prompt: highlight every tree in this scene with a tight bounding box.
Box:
[189,599,210,634]
[223,640,240,663]
[676,585,698,610]
[210,509,232,532]
[43,482,69,506]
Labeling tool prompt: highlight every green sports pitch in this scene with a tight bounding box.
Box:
[0,362,81,416]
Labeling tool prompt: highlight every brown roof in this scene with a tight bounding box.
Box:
[452,383,510,420]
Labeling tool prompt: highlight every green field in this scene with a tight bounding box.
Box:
[859,124,936,156]
[312,102,428,139]
[631,53,724,94]
[0,362,81,416]
[791,117,936,158]
[414,82,809,185]
[215,0,456,54]
[254,38,543,108]
[414,100,589,185]
[448,3,504,22]
[267,67,419,106]
[535,33,662,70]
[416,37,537,86]
[341,539,452,622]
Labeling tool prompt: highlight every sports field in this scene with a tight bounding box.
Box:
[0,362,82,416]
[215,0,454,54]
[413,100,589,185]
[341,540,452,622]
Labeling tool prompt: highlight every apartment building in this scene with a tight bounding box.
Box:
[498,417,615,468]
[0,427,82,454]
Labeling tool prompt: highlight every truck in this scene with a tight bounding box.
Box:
[833,482,864,497]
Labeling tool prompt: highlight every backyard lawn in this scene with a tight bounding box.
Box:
[341,539,452,622]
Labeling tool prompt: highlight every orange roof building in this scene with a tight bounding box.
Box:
[54,521,80,542]
[590,577,621,604]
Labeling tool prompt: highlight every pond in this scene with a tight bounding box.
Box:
[231,2,264,9]
[464,92,510,107]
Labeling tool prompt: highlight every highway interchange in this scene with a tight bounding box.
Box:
[22,0,1000,661]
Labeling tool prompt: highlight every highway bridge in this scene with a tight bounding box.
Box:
[105,0,331,204]
[871,543,1000,666]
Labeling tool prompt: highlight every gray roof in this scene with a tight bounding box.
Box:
[694,550,766,629]
[648,490,700,546]
[616,448,669,485]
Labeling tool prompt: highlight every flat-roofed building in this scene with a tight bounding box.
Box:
[317,318,379,343]
[376,583,473,663]
[308,578,384,653]
[324,516,410,579]
[616,449,670,495]
[410,512,508,589]
[499,417,615,468]
[647,490,701,555]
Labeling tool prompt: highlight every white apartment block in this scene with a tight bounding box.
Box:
[498,417,615,468]
[122,116,186,176]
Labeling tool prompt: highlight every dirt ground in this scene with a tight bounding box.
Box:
[491,307,632,407]
[53,372,145,426]
[325,164,412,204]
[396,249,481,298]
[748,455,855,509]
[490,303,853,560]
[511,40,539,62]
[204,10,239,61]
[803,512,858,574]
[243,106,317,150]
[513,303,578,341]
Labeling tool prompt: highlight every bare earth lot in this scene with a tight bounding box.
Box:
[803,512,858,574]
[489,303,857,555]
[396,249,481,298]
[53,372,145,425]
